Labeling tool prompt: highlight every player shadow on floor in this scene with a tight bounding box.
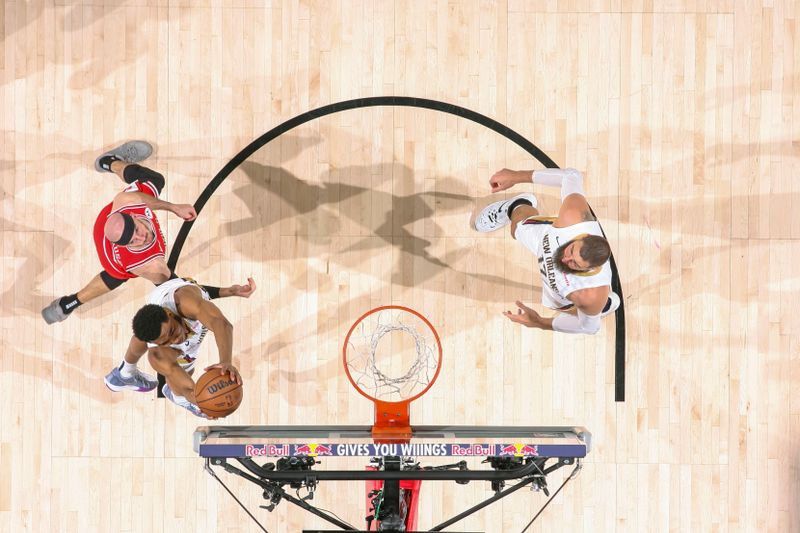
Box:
[0,216,72,318]
[1,2,123,43]
[180,159,534,296]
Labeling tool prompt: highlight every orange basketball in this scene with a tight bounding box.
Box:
[194,369,243,418]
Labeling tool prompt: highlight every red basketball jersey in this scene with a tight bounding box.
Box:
[93,181,167,279]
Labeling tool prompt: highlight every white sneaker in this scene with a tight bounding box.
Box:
[162,383,209,419]
[472,193,538,232]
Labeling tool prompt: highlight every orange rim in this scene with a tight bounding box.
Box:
[342,305,443,405]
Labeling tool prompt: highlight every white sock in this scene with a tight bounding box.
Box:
[119,361,138,379]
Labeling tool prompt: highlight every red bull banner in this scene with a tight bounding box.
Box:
[199,442,587,459]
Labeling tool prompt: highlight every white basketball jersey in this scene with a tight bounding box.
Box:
[516,219,612,309]
[146,278,210,371]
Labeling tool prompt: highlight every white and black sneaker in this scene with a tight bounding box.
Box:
[472,193,538,232]
[94,140,153,173]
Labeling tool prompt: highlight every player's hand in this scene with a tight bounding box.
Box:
[227,277,256,298]
[490,168,523,193]
[503,300,544,328]
[172,204,198,221]
[205,362,242,385]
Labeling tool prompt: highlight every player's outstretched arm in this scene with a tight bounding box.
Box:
[489,167,596,224]
[489,168,534,192]
[550,286,610,335]
[174,286,241,384]
[503,288,609,335]
[529,168,596,227]
[201,278,257,300]
[502,301,554,330]
[112,191,197,221]
[148,346,198,402]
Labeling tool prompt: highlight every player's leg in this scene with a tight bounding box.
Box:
[472,193,538,232]
[104,336,158,392]
[509,204,541,239]
[118,163,165,195]
[99,157,167,195]
[161,381,208,418]
[77,271,126,302]
[149,348,209,418]
[41,271,127,324]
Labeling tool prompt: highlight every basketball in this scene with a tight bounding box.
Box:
[194,369,243,418]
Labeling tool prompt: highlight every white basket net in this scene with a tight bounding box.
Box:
[344,307,441,403]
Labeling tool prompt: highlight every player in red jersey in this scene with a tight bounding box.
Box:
[41,141,198,326]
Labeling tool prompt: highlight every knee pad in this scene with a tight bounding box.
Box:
[123,164,165,195]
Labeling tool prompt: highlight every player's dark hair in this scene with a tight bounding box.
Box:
[132,304,169,342]
[579,235,611,267]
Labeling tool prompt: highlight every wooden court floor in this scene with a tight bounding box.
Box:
[1,1,798,532]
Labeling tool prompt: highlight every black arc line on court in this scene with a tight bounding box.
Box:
[165,96,626,402]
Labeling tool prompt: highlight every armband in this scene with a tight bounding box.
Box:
[533,168,586,200]
[202,285,221,299]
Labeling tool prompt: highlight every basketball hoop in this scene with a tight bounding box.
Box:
[343,305,442,441]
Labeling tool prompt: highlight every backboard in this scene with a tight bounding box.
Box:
[196,306,591,531]
[195,424,590,531]
[194,424,591,460]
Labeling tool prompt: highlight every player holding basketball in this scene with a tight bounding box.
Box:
[41,140,197,326]
[473,167,620,335]
[109,276,256,418]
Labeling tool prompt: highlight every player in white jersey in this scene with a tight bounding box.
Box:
[107,276,256,417]
[473,167,620,335]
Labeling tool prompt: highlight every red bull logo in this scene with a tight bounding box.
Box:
[451,444,493,456]
[499,443,538,457]
[293,443,333,456]
[245,444,268,456]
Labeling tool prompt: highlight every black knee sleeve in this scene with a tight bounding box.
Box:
[100,271,128,290]
[123,164,165,195]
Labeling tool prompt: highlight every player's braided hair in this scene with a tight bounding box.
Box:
[132,304,169,342]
